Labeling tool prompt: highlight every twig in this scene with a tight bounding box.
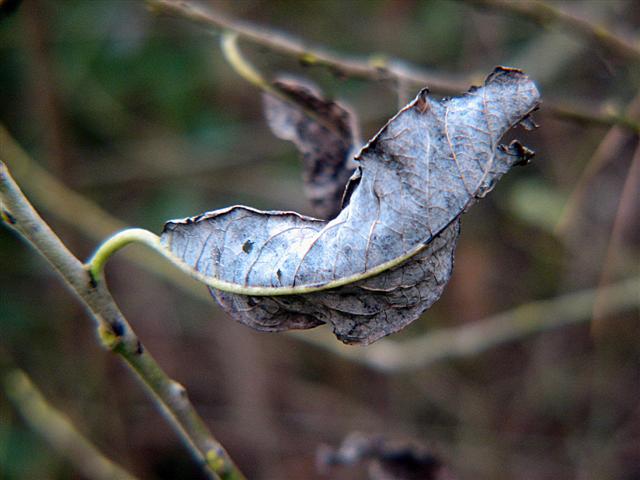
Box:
[145,0,468,93]
[145,0,640,133]
[291,276,640,372]
[591,143,640,334]
[555,92,640,235]
[546,102,640,134]
[467,0,640,63]
[2,367,140,480]
[0,161,246,480]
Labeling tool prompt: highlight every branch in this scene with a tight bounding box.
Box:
[591,143,640,333]
[467,0,640,63]
[2,367,139,480]
[145,0,640,133]
[145,0,468,93]
[555,92,640,235]
[292,275,640,372]
[546,102,640,134]
[0,161,245,480]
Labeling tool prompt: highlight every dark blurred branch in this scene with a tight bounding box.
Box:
[2,367,139,480]
[0,161,245,480]
[467,0,640,63]
[293,275,640,372]
[145,0,640,133]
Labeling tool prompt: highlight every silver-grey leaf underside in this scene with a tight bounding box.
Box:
[161,67,540,344]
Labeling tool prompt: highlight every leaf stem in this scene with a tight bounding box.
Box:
[220,32,270,91]
[87,227,163,284]
[219,32,352,138]
[0,124,213,303]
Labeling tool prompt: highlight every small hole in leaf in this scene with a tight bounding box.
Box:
[242,240,254,253]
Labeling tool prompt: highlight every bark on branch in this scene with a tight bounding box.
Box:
[146,0,640,133]
[0,161,245,480]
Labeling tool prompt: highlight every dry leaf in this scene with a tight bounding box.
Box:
[317,432,451,480]
[160,67,540,344]
[263,77,360,219]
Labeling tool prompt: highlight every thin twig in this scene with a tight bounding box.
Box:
[546,102,640,134]
[555,92,640,235]
[591,144,640,334]
[2,367,140,480]
[291,276,640,372]
[146,0,468,93]
[467,0,640,63]
[0,161,246,480]
[145,0,640,133]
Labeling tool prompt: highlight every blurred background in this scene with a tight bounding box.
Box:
[1,1,639,479]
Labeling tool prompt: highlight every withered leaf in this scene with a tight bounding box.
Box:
[263,77,360,219]
[161,67,540,345]
[317,432,449,480]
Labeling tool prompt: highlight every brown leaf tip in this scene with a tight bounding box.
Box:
[499,140,536,166]
[415,88,431,114]
[487,65,526,83]
[464,67,530,97]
